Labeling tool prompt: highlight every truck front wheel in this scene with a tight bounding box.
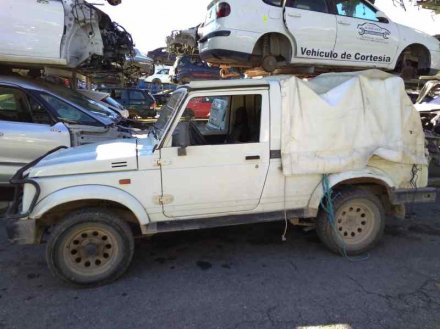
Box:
[46,208,134,286]
[316,189,385,255]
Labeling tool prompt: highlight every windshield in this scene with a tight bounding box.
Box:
[154,88,187,140]
[104,96,125,110]
[49,85,120,122]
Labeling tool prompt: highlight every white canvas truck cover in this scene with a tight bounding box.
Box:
[280,69,427,175]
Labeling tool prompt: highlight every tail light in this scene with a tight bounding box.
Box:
[216,2,231,18]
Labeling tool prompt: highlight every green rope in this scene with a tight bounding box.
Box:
[320,174,369,261]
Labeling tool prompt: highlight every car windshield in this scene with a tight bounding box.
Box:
[154,88,187,140]
[50,86,120,122]
[104,96,125,110]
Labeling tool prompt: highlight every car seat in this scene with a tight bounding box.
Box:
[228,107,250,143]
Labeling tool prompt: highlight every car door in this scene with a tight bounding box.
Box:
[159,89,270,218]
[0,87,70,184]
[333,0,399,68]
[284,0,337,63]
[0,0,64,60]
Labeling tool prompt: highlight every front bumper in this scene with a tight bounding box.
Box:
[5,218,38,245]
[199,29,260,66]
[2,146,66,245]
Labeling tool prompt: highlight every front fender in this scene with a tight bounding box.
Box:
[30,185,150,225]
[307,169,395,211]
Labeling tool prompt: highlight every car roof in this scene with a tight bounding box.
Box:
[187,76,290,90]
[78,89,110,101]
[0,74,58,92]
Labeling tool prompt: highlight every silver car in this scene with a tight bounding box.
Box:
[0,75,138,188]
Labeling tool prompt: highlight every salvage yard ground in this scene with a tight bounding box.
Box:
[0,198,440,329]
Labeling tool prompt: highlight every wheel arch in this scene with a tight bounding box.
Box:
[31,185,150,231]
[308,171,397,216]
[252,32,294,63]
[395,43,431,72]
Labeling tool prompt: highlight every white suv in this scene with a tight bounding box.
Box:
[198,0,440,74]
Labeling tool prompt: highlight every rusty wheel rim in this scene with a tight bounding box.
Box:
[335,200,375,246]
[63,226,120,277]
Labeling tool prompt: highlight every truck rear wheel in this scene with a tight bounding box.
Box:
[46,208,134,286]
[316,189,385,255]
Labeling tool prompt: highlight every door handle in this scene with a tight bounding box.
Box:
[337,20,350,26]
[288,13,301,18]
[246,155,260,160]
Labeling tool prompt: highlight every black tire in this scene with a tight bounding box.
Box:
[316,188,385,256]
[46,208,134,286]
[262,55,277,72]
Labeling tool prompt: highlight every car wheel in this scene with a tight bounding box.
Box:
[46,208,134,286]
[316,188,385,255]
[262,55,277,73]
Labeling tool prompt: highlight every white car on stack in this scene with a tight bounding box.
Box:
[198,0,440,74]
[144,66,174,85]
[0,0,133,70]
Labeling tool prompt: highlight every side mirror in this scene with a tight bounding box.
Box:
[376,11,389,23]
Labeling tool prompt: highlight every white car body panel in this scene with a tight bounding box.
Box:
[285,8,337,59]
[0,0,64,61]
[0,0,132,70]
[0,121,70,183]
[333,18,399,68]
[30,185,151,225]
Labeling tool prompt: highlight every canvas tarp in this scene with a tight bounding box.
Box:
[280,69,427,176]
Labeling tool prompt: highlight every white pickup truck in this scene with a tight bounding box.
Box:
[3,70,436,286]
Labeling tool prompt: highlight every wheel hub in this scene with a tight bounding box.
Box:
[336,203,373,244]
[65,228,116,274]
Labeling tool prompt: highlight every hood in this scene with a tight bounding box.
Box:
[30,139,139,178]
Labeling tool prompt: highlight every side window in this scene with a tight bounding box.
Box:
[336,0,378,21]
[286,0,329,13]
[111,89,123,101]
[0,87,32,123]
[39,93,98,125]
[129,90,148,106]
[172,94,262,147]
[28,97,52,125]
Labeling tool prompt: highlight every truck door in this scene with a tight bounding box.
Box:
[284,0,337,62]
[332,0,399,68]
[0,87,70,183]
[159,89,270,218]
